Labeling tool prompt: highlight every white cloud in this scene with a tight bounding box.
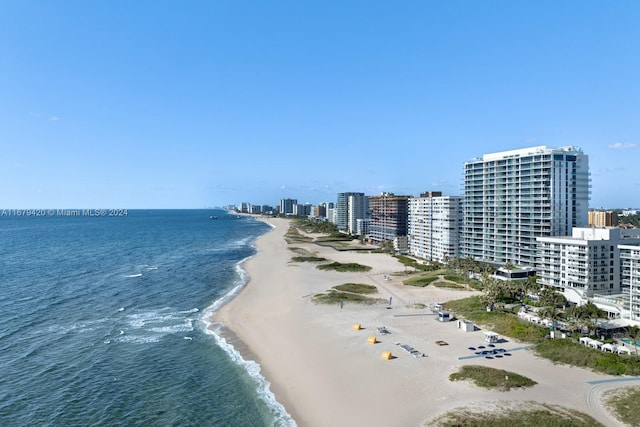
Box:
[608,142,637,149]
[48,116,60,122]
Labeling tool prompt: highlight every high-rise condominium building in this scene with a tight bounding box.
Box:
[347,194,369,235]
[462,146,590,268]
[280,198,298,216]
[408,193,462,262]
[367,193,410,243]
[335,192,365,232]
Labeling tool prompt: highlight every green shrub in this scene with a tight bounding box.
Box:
[603,386,640,426]
[449,365,536,390]
[333,283,377,294]
[433,282,466,289]
[316,262,372,272]
[290,256,327,263]
[443,274,467,283]
[404,276,440,287]
[535,339,640,376]
[444,296,549,343]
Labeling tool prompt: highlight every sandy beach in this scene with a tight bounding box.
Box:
[213,217,631,426]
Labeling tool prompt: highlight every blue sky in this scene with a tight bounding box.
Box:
[1,1,638,209]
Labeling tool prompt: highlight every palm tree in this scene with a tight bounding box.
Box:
[538,287,566,309]
[565,306,589,335]
[626,326,640,357]
[539,304,564,335]
[581,302,605,336]
[523,275,540,299]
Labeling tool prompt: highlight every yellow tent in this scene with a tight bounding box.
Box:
[352,323,361,331]
[381,351,392,360]
[367,336,377,344]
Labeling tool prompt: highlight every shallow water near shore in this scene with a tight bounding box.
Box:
[0,209,293,426]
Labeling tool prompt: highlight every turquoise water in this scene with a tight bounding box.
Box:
[0,210,295,426]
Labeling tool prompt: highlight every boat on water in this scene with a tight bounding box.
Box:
[209,215,218,219]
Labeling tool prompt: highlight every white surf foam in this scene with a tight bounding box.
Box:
[118,308,196,344]
[206,325,296,427]
[200,252,296,426]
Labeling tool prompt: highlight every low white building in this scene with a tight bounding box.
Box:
[536,228,640,305]
[620,244,640,322]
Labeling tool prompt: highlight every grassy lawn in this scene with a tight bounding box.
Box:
[449,365,536,391]
[333,283,377,294]
[290,256,327,263]
[433,281,467,290]
[447,296,640,375]
[312,283,384,305]
[314,233,353,242]
[402,269,448,287]
[404,276,440,287]
[430,402,603,427]
[603,386,640,426]
[284,227,312,243]
[316,262,372,272]
[394,255,443,271]
[315,241,360,250]
[535,339,640,376]
[443,274,469,283]
[445,296,549,343]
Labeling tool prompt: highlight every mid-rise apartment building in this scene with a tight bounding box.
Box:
[589,210,618,227]
[408,193,462,262]
[536,228,640,304]
[462,146,590,268]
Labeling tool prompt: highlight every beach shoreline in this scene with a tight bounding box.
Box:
[213,216,628,427]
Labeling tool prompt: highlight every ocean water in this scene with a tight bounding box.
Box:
[0,209,295,426]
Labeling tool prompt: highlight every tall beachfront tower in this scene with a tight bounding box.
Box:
[280,198,298,216]
[347,193,369,235]
[408,192,462,263]
[462,146,590,268]
[335,192,366,233]
[367,192,410,244]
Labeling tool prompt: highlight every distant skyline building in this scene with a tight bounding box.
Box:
[348,193,369,235]
[462,145,590,267]
[589,210,618,227]
[294,203,312,217]
[280,198,297,216]
[408,193,462,263]
[335,192,365,232]
[238,202,249,213]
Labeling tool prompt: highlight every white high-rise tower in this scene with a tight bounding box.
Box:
[462,146,590,267]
